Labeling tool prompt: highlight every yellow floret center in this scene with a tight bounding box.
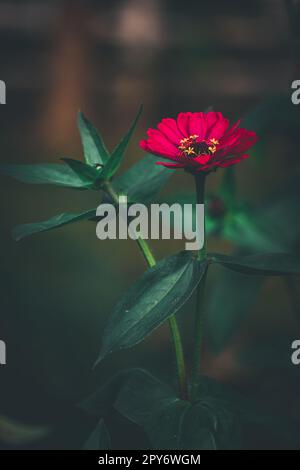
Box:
[178,135,219,158]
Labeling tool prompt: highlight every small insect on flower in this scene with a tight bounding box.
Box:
[140,111,257,173]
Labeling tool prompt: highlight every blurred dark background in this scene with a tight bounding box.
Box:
[0,0,300,449]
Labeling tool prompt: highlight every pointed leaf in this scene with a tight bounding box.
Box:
[83,419,111,450]
[78,112,109,166]
[113,369,175,426]
[113,155,173,203]
[0,163,91,189]
[61,158,103,187]
[96,252,208,364]
[113,370,188,449]
[12,208,96,241]
[80,368,164,417]
[146,400,194,450]
[223,210,286,253]
[249,183,300,251]
[101,105,143,180]
[115,370,242,450]
[210,252,300,276]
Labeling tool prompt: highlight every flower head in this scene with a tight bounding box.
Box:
[139,112,257,173]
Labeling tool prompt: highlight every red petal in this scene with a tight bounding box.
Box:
[205,112,220,134]
[230,131,257,154]
[158,119,182,145]
[218,154,249,167]
[139,139,177,160]
[217,130,243,156]
[146,128,179,156]
[177,112,191,136]
[156,161,185,168]
[194,154,210,165]
[217,129,257,157]
[140,139,149,152]
[208,114,230,140]
[188,112,206,139]
[222,119,241,139]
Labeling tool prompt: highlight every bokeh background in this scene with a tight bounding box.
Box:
[0,0,300,449]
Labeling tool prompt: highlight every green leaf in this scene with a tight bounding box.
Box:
[113,370,207,449]
[190,384,244,450]
[194,375,297,449]
[113,155,173,203]
[146,400,196,450]
[83,369,244,450]
[206,267,263,352]
[96,252,207,364]
[220,174,300,252]
[12,208,96,241]
[77,112,109,166]
[146,400,218,450]
[115,370,241,450]
[210,252,300,276]
[80,368,160,417]
[101,105,143,180]
[83,419,111,450]
[178,404,219,450]
[223,210,286,253]
[113,370,190,449]
[250,183,300,251]
[61,158,103,187]
[114,370,175,424]
[0,163,91,189]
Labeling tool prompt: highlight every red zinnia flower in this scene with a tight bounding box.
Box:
[139,112,257,173]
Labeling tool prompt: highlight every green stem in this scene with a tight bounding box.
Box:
[102,181,188,400]
[194,173,206,260]
[168,316,187,400]
[136,237,156,268]
[191,172,207,401]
